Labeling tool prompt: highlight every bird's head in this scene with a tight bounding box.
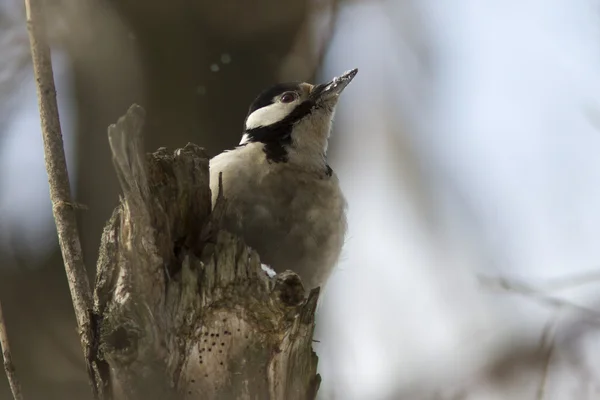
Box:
[240,68,358,168]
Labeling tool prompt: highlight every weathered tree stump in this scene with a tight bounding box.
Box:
[91,105,320,400]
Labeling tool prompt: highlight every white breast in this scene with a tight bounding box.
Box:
[209,144,347,289]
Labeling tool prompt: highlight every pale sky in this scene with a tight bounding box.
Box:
[319,0,600,398]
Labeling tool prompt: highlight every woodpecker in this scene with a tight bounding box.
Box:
[209,69,358,290]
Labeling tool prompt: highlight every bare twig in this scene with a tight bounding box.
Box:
[23,0,97,397]
[534,268,600,292]
[0,300,23,400]
[478,275,600,321]
[535,311,561,400]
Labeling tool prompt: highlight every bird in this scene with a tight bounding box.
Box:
[209,68,358,290]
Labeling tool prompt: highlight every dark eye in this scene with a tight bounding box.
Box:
[280,92,297,103]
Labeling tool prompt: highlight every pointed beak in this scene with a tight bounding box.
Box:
[312,68,358,101]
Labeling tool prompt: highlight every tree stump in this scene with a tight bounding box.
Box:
[91,104,320,400]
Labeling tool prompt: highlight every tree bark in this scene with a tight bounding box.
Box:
[91,105,320,400]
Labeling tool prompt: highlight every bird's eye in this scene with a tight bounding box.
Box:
[280,92,297,103]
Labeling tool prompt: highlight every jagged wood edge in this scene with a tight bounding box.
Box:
[92,104,320,400]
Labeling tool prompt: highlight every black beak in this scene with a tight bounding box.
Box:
[312,68,358,101]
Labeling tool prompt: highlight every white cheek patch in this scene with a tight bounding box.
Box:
[245,101,297,130]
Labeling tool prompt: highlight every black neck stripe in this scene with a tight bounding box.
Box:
[244,100,315,163]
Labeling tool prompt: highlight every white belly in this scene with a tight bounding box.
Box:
[209,145,346,289]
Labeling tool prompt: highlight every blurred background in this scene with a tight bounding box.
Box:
[2,0,600,398]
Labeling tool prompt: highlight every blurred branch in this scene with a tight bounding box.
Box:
[0,1,30,137]
[23,0,96,397]
[308,0,342,82]
[478,275,600,321]
[280,0,344,81]
[455,276,600,399]
[390,276,600,399]
[0,299,23,400]
[535,311,560,400]
[417,319,592,400]
[533,269,600,292]
[92,105,321,399]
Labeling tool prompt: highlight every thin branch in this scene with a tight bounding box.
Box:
[534,268,600,292]
[23,0,97,397]
[0,299,23,400]
[478,275,600,321]
[535,311,561,400]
